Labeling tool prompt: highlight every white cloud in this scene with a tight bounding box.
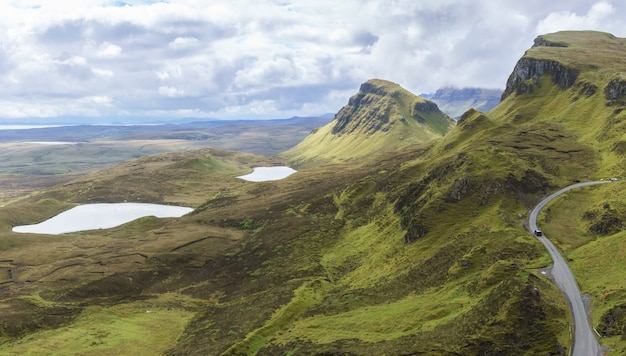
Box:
[158,85,185,97]
[54,55,87,67]
[0,0,624,120]
[168,36,199,49]
[97,42,122,58]
[536,1,616,34]
[92,68,114,76]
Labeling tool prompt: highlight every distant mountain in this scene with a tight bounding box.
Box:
[285,78,455,162]
[421,87,502,118]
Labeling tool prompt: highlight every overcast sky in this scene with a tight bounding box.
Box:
[0,0,624,121]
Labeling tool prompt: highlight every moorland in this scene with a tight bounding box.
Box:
[1,30,626,356]
[0,116,329,203]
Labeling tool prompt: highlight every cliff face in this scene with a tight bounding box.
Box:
[331,82,393,135]
[331,79,453,136]
[605,78,626,101]
[501,31,626,104]
[501,58,579,100]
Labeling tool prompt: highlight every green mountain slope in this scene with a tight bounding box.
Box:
[3,30,626,355]
[494,30,626,177]
[285,78,455,163]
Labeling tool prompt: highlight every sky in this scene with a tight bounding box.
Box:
[0,0,625,122]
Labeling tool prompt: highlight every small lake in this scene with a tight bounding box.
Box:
[236,166,297,182]
[12,203,193,235]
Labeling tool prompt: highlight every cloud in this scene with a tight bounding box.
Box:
[158,86,185,97]
[537,1,616,34]
[0,0,625,120]
[97,42,122,57]
[168,36,199,49]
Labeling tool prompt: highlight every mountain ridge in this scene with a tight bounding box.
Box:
[285,78,455,163]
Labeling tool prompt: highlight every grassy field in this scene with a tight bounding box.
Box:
[0,300,194,356]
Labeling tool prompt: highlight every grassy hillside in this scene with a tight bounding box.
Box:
[2,30,626,355]
[285,79,455,163]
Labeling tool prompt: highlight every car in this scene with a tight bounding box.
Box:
[534,229,542,236]
[611,178,619,182]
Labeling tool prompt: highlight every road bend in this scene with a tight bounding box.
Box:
[529,181,612,356]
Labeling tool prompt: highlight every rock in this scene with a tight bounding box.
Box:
[532,37,568,48]
[604,78,626,100]
[448,175,479,201]
[501,58,579,100]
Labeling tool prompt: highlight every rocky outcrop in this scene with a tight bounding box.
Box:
[448,175,480,201]
[358,81,396,98]
[573,81,597,98]
[599,304,626,337]
[331,79,450,136]
[604,78,626,101]
[332,93,391,135]
[501,58,579,100]
[414,101,439,113]
[583,203,626,235]
[532,37,567,48]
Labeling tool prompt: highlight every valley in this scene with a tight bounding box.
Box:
[0,117,329,204]
[1,30,626,355]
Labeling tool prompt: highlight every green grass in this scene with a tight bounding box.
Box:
[569,232,626,354]
[538,182,626,353]
[273,282,475,345]
[0,301,193,356]
[222,278,331,355]
[529,31,626,72]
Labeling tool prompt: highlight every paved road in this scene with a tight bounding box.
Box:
[529,181,612,356]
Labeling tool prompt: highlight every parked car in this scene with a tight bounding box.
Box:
[534,229,542,236]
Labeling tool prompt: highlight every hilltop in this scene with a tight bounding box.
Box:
[285,78,455,162]
[2,30,626,355]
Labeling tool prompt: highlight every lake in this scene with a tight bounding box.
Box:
[12,203,193,235]
[236,166,297,182]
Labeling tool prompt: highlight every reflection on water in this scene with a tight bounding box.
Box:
[12,203,193,235]
[236,166,297,182]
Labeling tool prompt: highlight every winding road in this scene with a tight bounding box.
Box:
[529,181,612,356]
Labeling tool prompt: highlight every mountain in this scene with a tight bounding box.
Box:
[3,31,626,355]
[493,30,626,177]
[422,87,503,118]
[285,78,455,162]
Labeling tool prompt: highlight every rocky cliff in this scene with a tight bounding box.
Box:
[501,31,626,103]
[501,58,579,100]
[331,79,453,136]
[285,78,455,162]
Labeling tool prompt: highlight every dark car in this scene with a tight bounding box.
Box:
[534,229,542,236]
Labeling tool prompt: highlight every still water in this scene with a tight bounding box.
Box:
[12,203,193,235]
[236,166,297,182]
